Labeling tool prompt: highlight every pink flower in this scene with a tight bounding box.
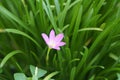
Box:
[42,29,66,50]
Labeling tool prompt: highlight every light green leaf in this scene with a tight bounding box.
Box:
[14,73,27,80]
[43,71,59,80]
[30,65,47,78]
[117,73,120,80]
[78,28,103,32]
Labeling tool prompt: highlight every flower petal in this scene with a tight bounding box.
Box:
[55,33,64,43]
[49,29,55,41]
[57,42,66,47]
[41,33,49,44]
[53,46,60,50]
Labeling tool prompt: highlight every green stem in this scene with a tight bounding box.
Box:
[46,48,51,66]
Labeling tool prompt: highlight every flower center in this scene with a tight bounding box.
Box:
[49,40,55,48]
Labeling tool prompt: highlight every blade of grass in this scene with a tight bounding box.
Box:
[0,29,42,50]
[71,5,82,50]
[43,0,58,32]
[70,67,76,80]
[43,71,59,80]
[0,50,23,68]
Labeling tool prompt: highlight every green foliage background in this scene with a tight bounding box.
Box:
[0,0,120,80]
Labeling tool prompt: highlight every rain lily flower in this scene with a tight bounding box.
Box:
[41,29,66,50]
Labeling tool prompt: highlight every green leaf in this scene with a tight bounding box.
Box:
[78,28,103,32]
[43,0,57,32]
[1,28,42,50]
[117,73,120,80]
[71,5,82,50]
[43,71,59,80]
[70,67,76,80]
[54,0,60,15]
[76,46,88,74]
[0,50,23,68]
[14,73,27,80]
[89,75,95,80]
[0,5,31,33]
[30,65,47,78]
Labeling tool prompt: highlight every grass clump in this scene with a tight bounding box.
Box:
[0,0,120,80]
